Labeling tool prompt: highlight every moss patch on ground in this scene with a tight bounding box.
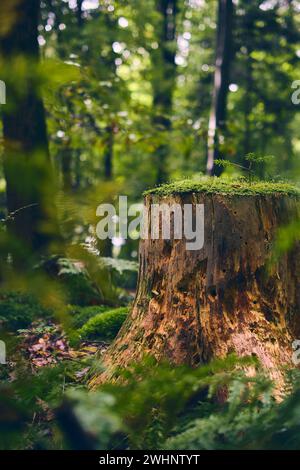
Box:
[67,305,112,329]
[144,178,300,197]
[79,307,129,341]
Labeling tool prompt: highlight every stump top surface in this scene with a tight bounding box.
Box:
[144,178,300,198]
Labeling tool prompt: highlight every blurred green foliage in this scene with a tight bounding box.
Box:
[32,0,300,200]
[100,257,138,290]
[0,291,51,330]
[3,351,300,451]
[41,256,105,306]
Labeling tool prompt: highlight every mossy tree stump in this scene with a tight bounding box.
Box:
[92,180,300,386]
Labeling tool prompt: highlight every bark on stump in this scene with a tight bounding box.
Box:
[91,188,300,387]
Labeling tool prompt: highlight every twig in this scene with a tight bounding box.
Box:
[0,203,39,224]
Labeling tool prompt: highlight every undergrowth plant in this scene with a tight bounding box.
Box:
[215,153,275,181]
[2,351,300,451]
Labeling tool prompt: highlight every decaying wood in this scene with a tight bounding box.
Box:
[91,192,300,387]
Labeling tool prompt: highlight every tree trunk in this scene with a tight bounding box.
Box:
[243,39,253,160]
[77,0,84,28]
[61,146,73,192]
[0,0,55,255]
[91,190,300,387]
[207,0,233,176]
[151,0,178,184]
[103,124,114,181]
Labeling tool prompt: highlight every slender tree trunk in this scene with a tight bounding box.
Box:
[99,13,118,259]
[74,150,81,190]
[207,0,233,176]
[0,0,55,255]
[103,124,114,181]
[58,0,84,190]
[59,89,75,192]
[243,51,253,159]
[152,0,178,184]
[61,146,73,191]
[77,0,84,27]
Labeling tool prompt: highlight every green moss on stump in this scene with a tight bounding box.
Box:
[144,178,300,197]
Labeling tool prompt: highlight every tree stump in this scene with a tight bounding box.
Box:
[91,181,300,387]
